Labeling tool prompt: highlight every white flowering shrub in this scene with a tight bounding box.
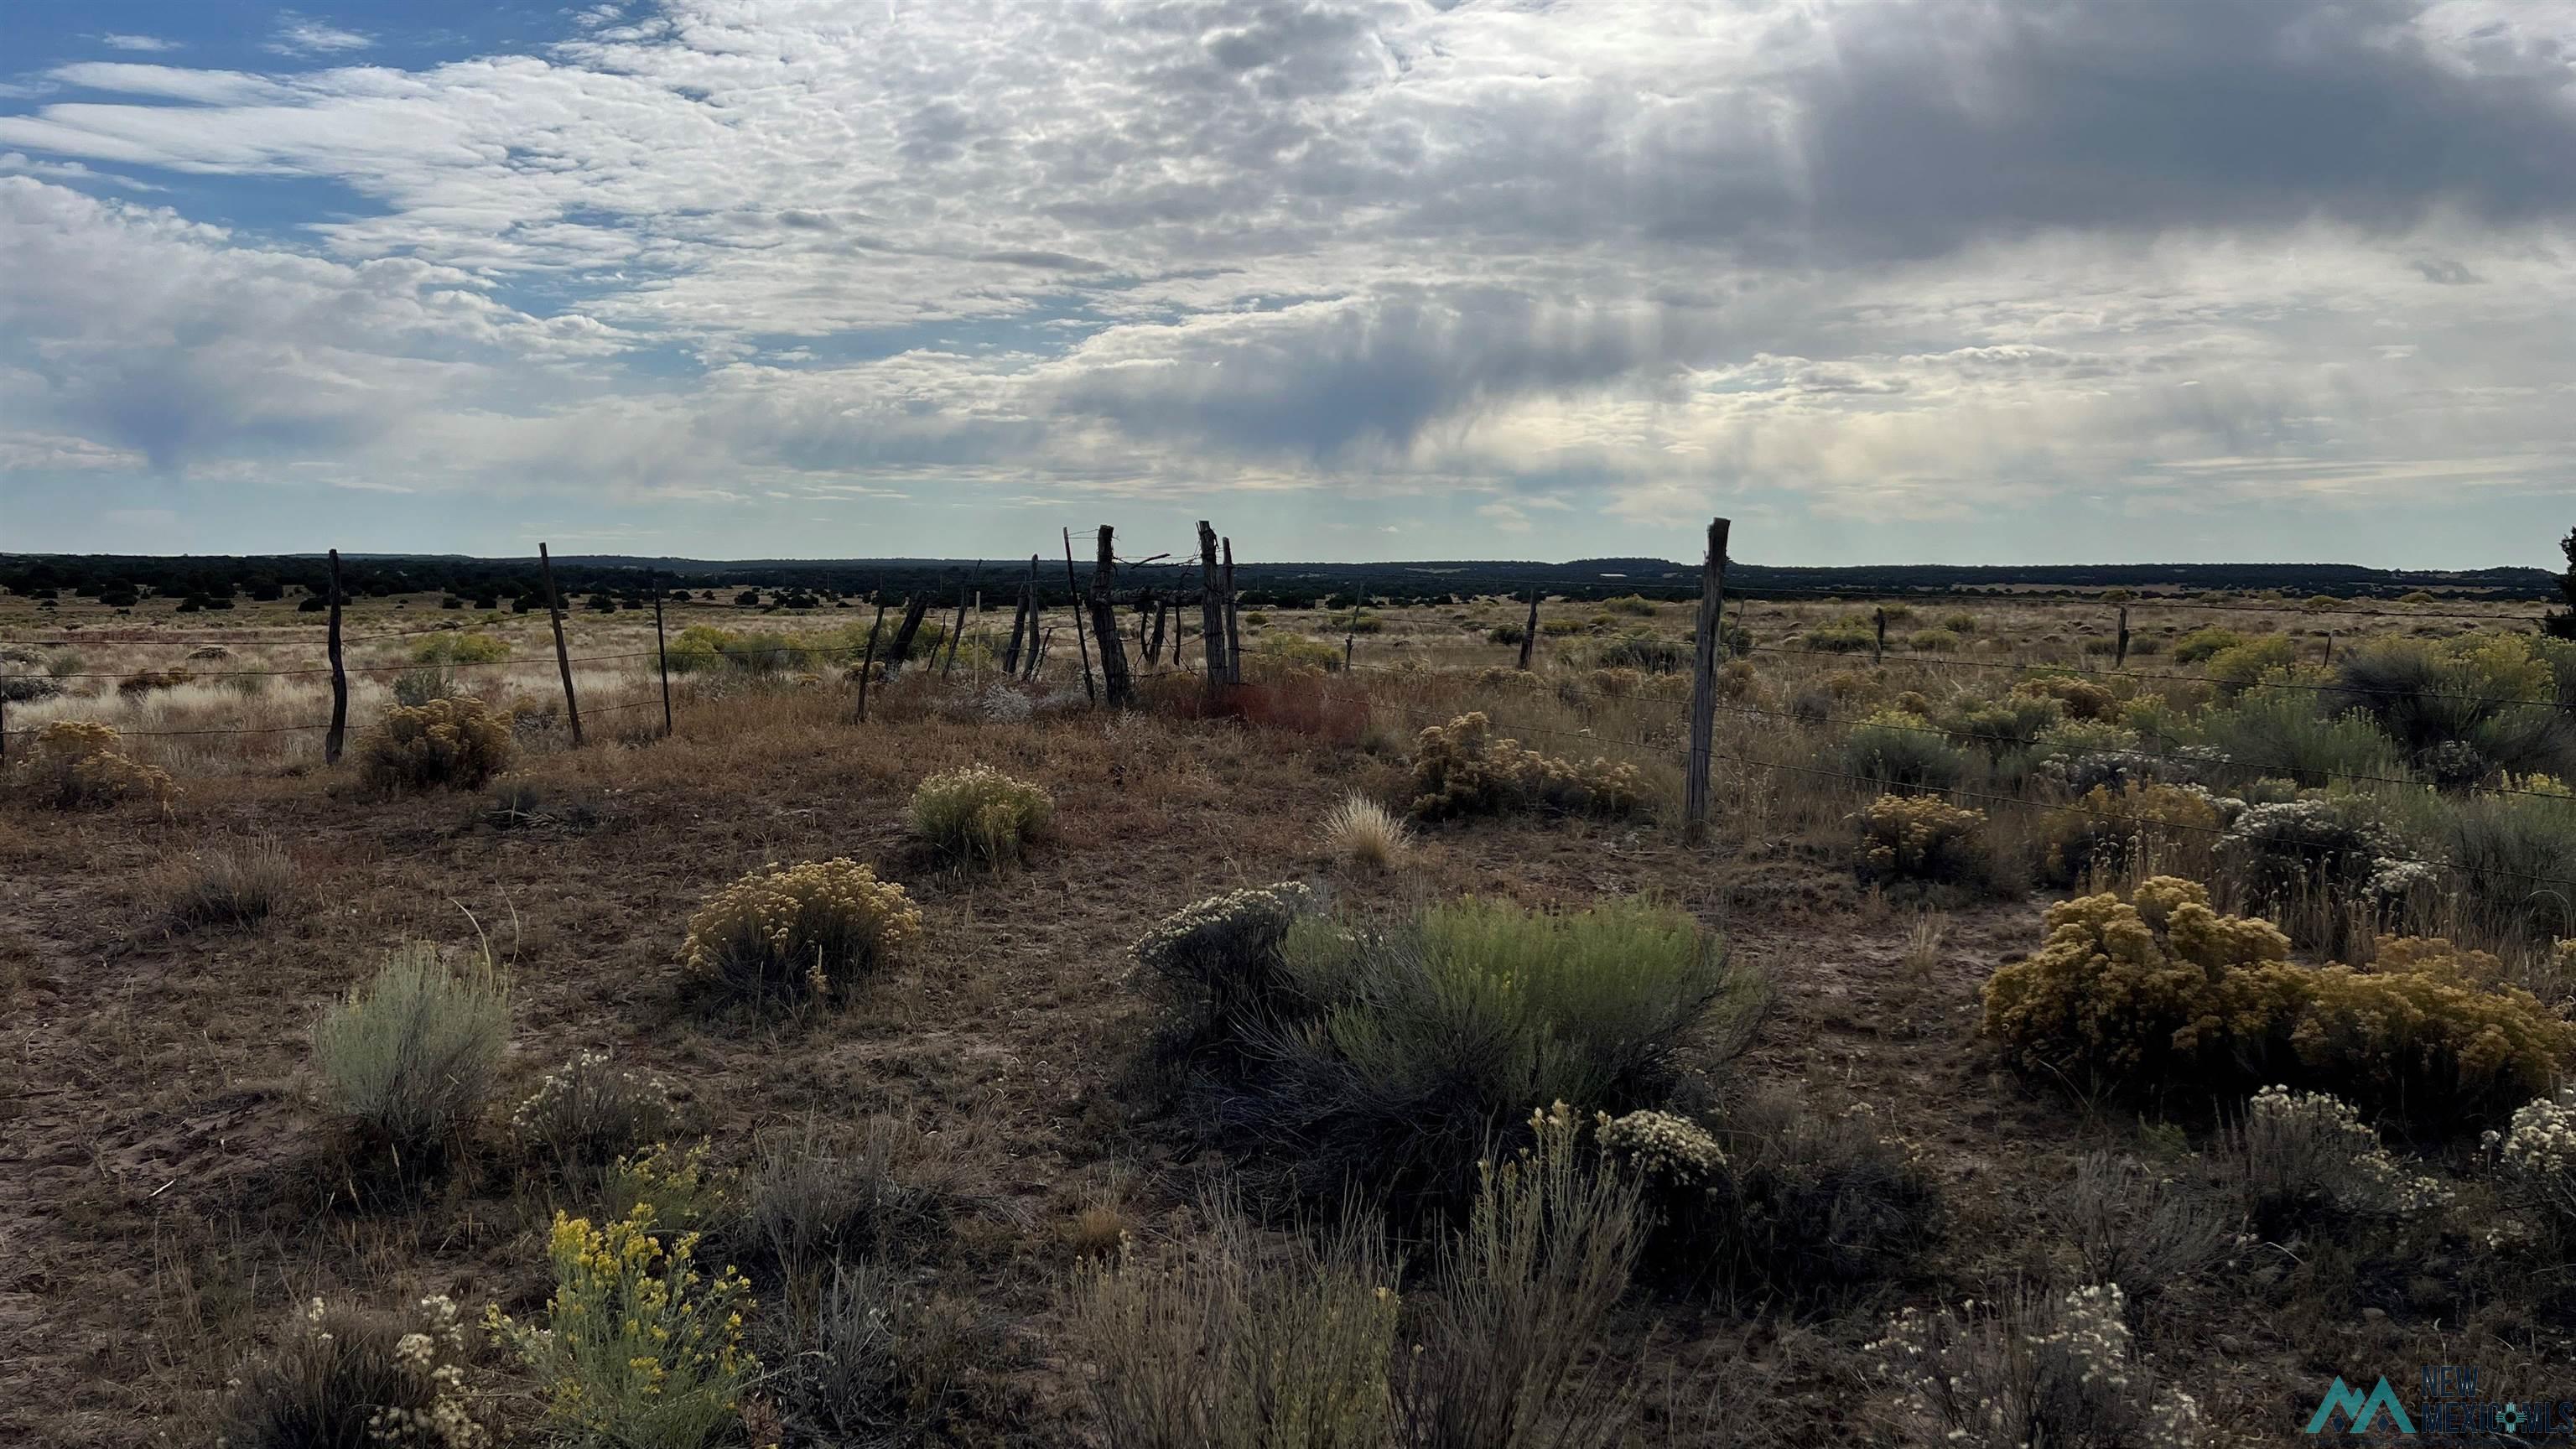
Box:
[219,1295,486,1449]
[512,1050,677,1181]
[1866,1283,2200,1448]
[1597,1109,1725,1187]
[1130,882,1317,1015]
[2489,1086,2576,1243]
[2233,1086,2449,1233]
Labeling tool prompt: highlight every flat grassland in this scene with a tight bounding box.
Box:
[3,584,2569,1447]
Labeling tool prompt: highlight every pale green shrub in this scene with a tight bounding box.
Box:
[311,943,508,1158]
[910,766,1052,864]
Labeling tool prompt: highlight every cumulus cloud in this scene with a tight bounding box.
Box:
[98,34,179,54]
[0,0,2573,558]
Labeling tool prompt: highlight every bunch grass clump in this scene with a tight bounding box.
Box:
[311,943,509,1161]
[220,1294,486,1449]
[358,697,512,793]
[683,858,921,1004]
[158,836,299,927]
[1408,711,1643,820]
[487,1204,759,1449]
[1321,792,1412,870]
[909,766,1052,865]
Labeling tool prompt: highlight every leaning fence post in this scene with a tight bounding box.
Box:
[1197,521,1228,692]
[2324,630,2334,667]
[2115,605,2130,670]
[1062,528,1097,704]
[1223,538,1244,685]
[1872,606,1886,665]
[653,577,673,737]
[857,594,886,722]
[1090,526,1134,706]
[1684,517,1732,845]
[538,543,584,746]
[325,548,350,763]
[1518,587,1539,670]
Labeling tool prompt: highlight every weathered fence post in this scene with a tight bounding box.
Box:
[2323,630,2334,667]
[1518,587,1540,670]
[942,567,974,676]
[538,542,583,746]
[653,577,673,737]
[1197,521,1228,692]
[1146,592,1168,664]
[1684,517,1732,846]
[325,548,350,763]
[886,591,932,673]
[2115,605,2130,670]
[1090,526,1134,707]
[1062,528,1097,704]
[857,594,887,722]
[1223,538,1244,685]
[1872,606,1886,665]
[1003,582,1031,675]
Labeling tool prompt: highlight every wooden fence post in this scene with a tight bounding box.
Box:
[1872,606,1886,665]
[1197,521,1228,691]
[1090,526,1133,706]
[1223,538,1244,685]
[857,594,887,722]
[1146,592,1168,664]
[653,578,673,737]
[1003,584,1031,675]
[1062,528,1097,704]
[325,548,350,763]
[2115,605,2130,670]
[886,592,932,673]
[942,567,974,676]
[2323,630,2334,667]
[1684,517,1732,845]
[538,542,583,747]
[1518,587,1540,670]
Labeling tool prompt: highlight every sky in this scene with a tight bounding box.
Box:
[1,1,2573,569]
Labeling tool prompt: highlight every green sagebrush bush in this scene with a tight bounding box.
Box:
[909,765,1053,864]
[1408,712,1643,820]
[312,943,509,1160]
[2334,633,2576,784]
[1149,891,1763,1204]
[1980,876,2573,1126]
[2190,686,2405,789]
[358,697,512,793]
[1831,709,1967,789]
[2444,777,2576,939]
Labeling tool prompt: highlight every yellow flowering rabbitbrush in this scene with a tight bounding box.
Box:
[487,1204,757,1449]
[8,719,174,810]
[909,765,1053,864]
[1981,876,2574,1123]
[359,697,512,793]
[1853,793,1987,885]
[683,857,922,1003]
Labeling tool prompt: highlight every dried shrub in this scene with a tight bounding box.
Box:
[2488,1085,2576,1249]
[1865,1283,2201,1448]
[771,1257,995,1444]
[158,836,299,928]
[1253,631,1345,672]
[1592,630,1685,673]
[1853,793,1988,887]
[735,1117,984,1278]
[1322,792,1413,870]
[2050,1151,2231,1303]
[357,698,511,793]
[489,1205,758,1448]
[1069,1200,1400,1449]
[682,858,921,1005]
[8,719,173,810]
[2229,1085,2448,1235]
[1408,713,1643,820]
[2211,798,2413,926]
[909,765,1052,865]
[2014,674,2120,720]
[510,1050,678,1182]
[218,1295,486,1449]
[1395,1104,1649,1449]
[311,943,509,1161]
[1980,877,2573,1124]
[117,666,194,697]
[2035,782,2226,887]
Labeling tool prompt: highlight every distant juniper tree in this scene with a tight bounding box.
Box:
[2552,526,2576,639]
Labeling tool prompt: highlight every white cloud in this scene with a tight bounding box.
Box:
[98,34,179,54]
[0,0,2573,560]
[265,15,374,58]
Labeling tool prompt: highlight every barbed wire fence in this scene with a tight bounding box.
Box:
[3,521,2569,910]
